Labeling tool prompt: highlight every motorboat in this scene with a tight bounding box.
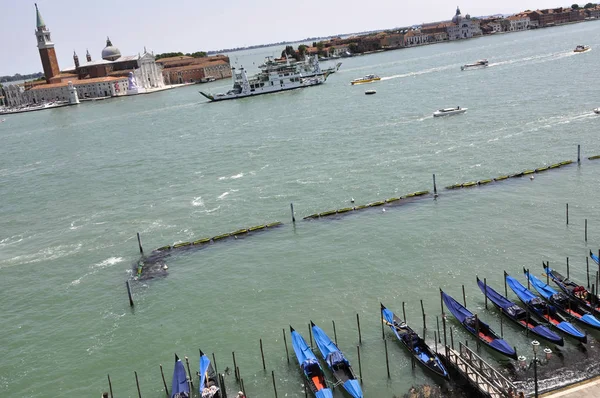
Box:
[351,74,380,85]
[574,45,590,53]
[593,108,600,114]
[461,59,488,71]
[365,90,376,95]
[433,107,467,117]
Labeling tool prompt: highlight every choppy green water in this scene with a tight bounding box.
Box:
[3,22,600,397]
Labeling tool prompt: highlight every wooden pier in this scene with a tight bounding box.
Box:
[442,342,519,398]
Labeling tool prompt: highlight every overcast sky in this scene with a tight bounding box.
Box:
[0,0,571,75]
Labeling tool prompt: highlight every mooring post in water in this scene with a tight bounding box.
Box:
[442,315,448,357]
[212,352,218,375]
[126,281,134,307]
[159,365,169,397]
[440,290,444,316]
[134,371,142,398]
[504,270,508,297]
[587,257,590,289]
[462,284,467,307]
[436,316,441,343]
[420,299,426,330]
[185,356,194,390]
[585,219,588,242]
[232,352,239,382]
[357,345,363,384]
[308,323,313,348]
[380,308,385,339]
[434,331,438,353]
[290,203,295,223]
[433,174,438,197]
[402,301,407,322]
[219,373,228,398]
[356,313,362,344]
[450,327,454,350]
[137,232,144,255]
[260,339,266,371]
[107,374,114,398]
[578,144,581,164]
[282,329,290,363]
[240,378,245,397]
[484,278,488,309]
[566,203,569,225]
[384,339,390,378]
[271,371,278,398]
[332,320,338,345]
[527,268,531,290]
[567,257,570,279]
[500,308,504,337]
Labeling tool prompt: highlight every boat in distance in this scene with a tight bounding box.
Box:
[199,58,329,102]
[476,276,563,346]
[381,303,449,379]
[461,59,488,70]
[441,290,518,359]
[290,326,333,398]
[543,264,600,316]
[365,90,376,95]
[171,354,190,398]
[594,108,600,114]
[433,107,467,117]
[310,322,363,398]
[524,268,600,331]
[574,45,591,53]
[351,74,381,85]
[506,274,587,343]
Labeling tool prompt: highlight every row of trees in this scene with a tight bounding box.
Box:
[155,51,207,60]
[571,3,597,9]
[0,72,43,83]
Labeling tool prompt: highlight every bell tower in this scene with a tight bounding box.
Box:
[35,3,60,83]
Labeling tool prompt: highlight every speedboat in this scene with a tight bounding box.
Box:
[574,45,590,53]
[594,108,600,114]
[351,74,380,85]
[461,59,488,71]
[365,90,376,95]
[433,107,467,117]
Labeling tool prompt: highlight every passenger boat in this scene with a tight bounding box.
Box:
[199,350,221,398]
[476,277,563,346]
[543,264,600,315]
[525,268,600,331]
[433,107,467,117]
[199,58,329,102]
[365,90,376,95]
[350,74,380,85]
[461,59,488,71]
[290,326,333,398]
[574,45,591,53]
[310,322,363,398]
[506,274,587,343]
[441,290,518,359]
[171,354,190,398]
[381,303,449,379]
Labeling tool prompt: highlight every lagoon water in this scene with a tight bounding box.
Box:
[3,21,600,397]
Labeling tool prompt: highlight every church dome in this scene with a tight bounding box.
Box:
[102,37,121,61]
[452,6,462,24]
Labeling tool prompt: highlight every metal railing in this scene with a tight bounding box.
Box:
[458,342,517,397]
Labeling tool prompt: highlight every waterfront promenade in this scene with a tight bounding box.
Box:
[542,377,600,397]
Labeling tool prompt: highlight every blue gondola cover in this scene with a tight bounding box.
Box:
[171,356,190,398]
[199,354,211,392]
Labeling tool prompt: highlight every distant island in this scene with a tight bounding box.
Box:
[1,72,43,83]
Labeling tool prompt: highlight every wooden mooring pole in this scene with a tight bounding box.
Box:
[420,299,427,330]
[107,374,114,398]
[586,219,588,242]
[232,352,239,382]
[272,371,278,398]
[185,356,194,390]
[450,327,454,350]
[137,232,144,255]
[282,329,290,363]
[484,278,488,309]
[567,257,570,280]
[290,203,295,223]
[566,203,569,225]
[308,323,313,348]
[402,301,407,321]
[134,371,142,398]
[159,365,169,397]
[126,281,134,307]
[504,270,508,296]
[356,313,362,344]
[384,339,390,378]
[433,174,438,197]
[436,316,441,343]
[332,320,338,345]
[500,308,504,337]
[212,352,218,375]
[587,257,590,289]
[260,339,266,371]
[462,285,467,307]
[578,144,581,165]
[357,345,363,384]
[380,308,385,339]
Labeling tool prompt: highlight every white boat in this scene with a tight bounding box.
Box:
[594,108,600,114]
[433,107,467,117]
[461,59,488,71]
[200,57,329,102]
[574,45,591,53]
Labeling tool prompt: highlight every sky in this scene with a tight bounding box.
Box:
[0,0,571,76]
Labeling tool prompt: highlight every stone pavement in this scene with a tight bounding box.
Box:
[541,376,600,397]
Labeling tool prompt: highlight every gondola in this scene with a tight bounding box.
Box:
[310,322,363,398]
[441,290,517,359]
[524,268,600,331]
[477,277,563,346]
[506,274,587,343]
[199,350,221,398]
[381,303,449,379]
[544,264,600,315]
[171,354,190,398]
[290,326,333,398]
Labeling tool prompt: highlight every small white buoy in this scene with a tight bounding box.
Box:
[530,175,534,180]
[382,208,386,212]
[163,265,168,270]
[350,197,355,203]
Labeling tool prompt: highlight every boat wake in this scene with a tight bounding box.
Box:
[488,50,578,68]
[381,64,456,81]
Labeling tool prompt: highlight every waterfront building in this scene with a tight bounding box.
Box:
[379,32,405,48]
[403,29,428,47]
[507,15,530,31]
[446,7,482,40]
[156,55,231,84]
